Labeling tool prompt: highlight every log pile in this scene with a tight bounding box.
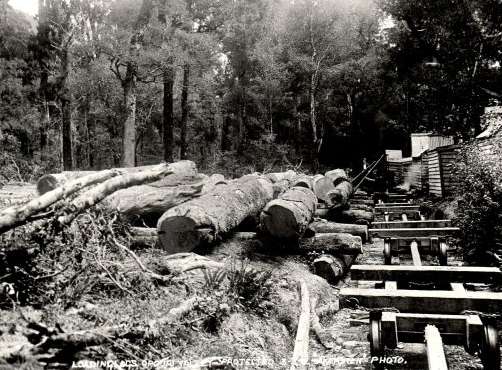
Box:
[1,164,369,284]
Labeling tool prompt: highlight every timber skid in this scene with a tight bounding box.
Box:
[342,192,502,369]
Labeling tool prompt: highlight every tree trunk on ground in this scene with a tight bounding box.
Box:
[157,176,273,253]
[324,169,348,186]
[265,170,297,184]
[260,187,317,240]
[313,253,358,284]
[58,162,190,225]
[312,175,335,205]
[338,209,374,224]
[122,64,137,167]
[37,164,198,195]
[163,67,175,162]
[327,181,353,209]
[180,63,189,160]
[293,176,313,190]
[298,233,362,255]
[0,170,121,234]
[307,220,368,242]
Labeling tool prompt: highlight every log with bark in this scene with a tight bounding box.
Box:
[312,175,335,205]
[307,219,368,242]
[297,233,362,255]
[0,170,122,234]
[157,176,274,253]
[337,209,374,224]
[37,163,198,195]
[326,181,352,209]
[349,204,374,213]
[292,175,313,190]
[260,187,317,239]
[313,253,359,284]
[57,161,196,225]
[324,169,349,186]
[265,170,297,184]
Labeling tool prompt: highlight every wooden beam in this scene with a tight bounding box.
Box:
[401,213,408,222]
[339,288,502,314]
[375,205,420,213]
[410,241,422,266]
[450,283,466,295]
[371,220,452,229]
[425,325,448,370]
[379,202,412,207]
[350,265,502,284]
[369,227,460,238]
[291,280,310,370]
[385,281,397,290]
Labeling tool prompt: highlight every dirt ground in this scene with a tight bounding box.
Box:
[0,185,497,370]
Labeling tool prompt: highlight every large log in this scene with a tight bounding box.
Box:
[327,181,352,209]
[58,162,194,225]
[103,173,225,220]
[260,187,317,239]
[324,169,349,186]
[298,233,362,255]
[0,170,122,234]
[313,253,358,284]
[312,175,335,205]
[37,163,198,195]
[307,220,368,242]
[338,209,374,224]
[157,176,274,253]
[293,176,313,190]
[265,170,297,184]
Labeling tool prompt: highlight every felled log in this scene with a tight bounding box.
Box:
[58,161,194,225]
[313,253,358,284]
[291,280,310,370]
[338,209,374,224]
[201,174,227,193]
[298,233,362,255]
[325,169,349,186]
[260,187,317,239]
[157,176,273,253]
[104,182,203,219]
[307,220,368,242]
[0,170,121,234]
[327,181,353,209]
[293,176,313,190]
[130,227,159,248]
[37,163,198,195]
[265,170,297,184]
[312,175,335,205]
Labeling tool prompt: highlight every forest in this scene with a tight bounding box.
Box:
[1,0,502,178]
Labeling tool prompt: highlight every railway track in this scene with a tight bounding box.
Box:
[340,192,502,370]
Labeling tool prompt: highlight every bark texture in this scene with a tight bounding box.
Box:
[260,187,317,239]
[157,176,274,253]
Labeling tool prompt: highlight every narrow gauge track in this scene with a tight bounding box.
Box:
[340,192,502,370]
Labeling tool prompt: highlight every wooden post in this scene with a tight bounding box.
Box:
[424,325,448,370]
[291,280,310,370]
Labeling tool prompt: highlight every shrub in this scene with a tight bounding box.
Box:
[454,141,502,266]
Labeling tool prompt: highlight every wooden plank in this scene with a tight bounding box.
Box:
[375,205,420,213]
[372,220,452,229]
[450,283,466,296]
[350,265,502,284]
[291,280,310,370]
[425,325,448,370]
[339,288,502,314]
[410,241,422,266]
[401,213,408,222]
[369,227,460,238]
[385,281,397,290]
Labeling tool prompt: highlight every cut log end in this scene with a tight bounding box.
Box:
[158,216,213,253]
[261,205,299,240]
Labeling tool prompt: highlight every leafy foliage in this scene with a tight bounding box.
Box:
[454,141,502,266]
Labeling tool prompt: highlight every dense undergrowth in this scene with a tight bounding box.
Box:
[454,141,502,267]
